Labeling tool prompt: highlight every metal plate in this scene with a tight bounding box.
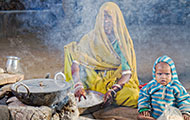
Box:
[77,90,104,108]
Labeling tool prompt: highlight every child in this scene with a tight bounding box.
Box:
[137,55,190,120]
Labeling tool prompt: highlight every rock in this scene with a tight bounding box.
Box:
[0,105,10,120]
[0,73,24,86]
[6,97,20,105]
[8,105,52,120]
[0,91,6,99]
[0,96,7,105]
[0,84,12,92]
[0,84,14,100]
[51,113,60,120]
[6,92,80,120]
[7,97,52,120]
[7,94,80,120]
[57,93,80,120]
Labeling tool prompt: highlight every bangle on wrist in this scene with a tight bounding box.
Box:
[122,70,131,75]
[112,84,123,92]
[74,85,84,93]
[112,84,122,89]
[74,82,83,88]
[73,60,79,65]
[108,89,117,97]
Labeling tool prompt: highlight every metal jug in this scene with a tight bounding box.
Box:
[5,56,21,74]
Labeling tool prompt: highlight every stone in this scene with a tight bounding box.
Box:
[0,84,14,100]
[51,113,60,120]
[0,105,10,120]
[9,106,52,120]
[7,93,80,120]
[0,91,6,99]
[0,96,8,105]
[0,73,24,86]
[56,93,79,120]
[8,97,52,120]
[0,84,12,92]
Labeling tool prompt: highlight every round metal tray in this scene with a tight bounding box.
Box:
[77,90,104,108]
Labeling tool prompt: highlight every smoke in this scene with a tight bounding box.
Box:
[2,0,189,82]
[9,0,189,51]
[44,0,190,51]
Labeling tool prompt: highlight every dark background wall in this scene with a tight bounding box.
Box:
[0,0,189,88]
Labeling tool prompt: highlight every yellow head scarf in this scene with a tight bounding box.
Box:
[64,2,139,87]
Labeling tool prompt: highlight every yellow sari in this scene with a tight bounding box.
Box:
[64,2,139,107]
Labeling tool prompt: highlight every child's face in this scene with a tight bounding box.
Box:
[155,62,171,86]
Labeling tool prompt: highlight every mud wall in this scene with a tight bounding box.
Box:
[0,0,190,88]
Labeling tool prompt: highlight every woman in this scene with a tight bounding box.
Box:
[64,2,139,107]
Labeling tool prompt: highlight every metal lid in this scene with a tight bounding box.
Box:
[11,79,71,93]
[6,56,20,60]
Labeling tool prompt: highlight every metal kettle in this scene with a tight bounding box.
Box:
[5,56,21,74]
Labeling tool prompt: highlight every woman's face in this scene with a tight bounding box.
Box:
[155,62,172,86]
[104,12,113,35]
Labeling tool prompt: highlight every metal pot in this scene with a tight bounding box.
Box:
[11,72,71,106]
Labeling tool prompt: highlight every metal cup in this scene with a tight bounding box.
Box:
[5,56,21,74]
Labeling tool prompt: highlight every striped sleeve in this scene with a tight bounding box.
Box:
[173,82,190,113]
[138,85,151,111]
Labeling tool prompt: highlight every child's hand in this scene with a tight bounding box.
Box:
[183,114,190,120]
[140,111,151,117]
[137,111,156,120]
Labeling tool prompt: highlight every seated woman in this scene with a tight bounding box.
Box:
[64,2,139,107]
[137,55,190,120]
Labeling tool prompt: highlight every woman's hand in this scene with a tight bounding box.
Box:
[103,90,113,105]
[71,61,87,102]
[103,89,117,105]
[104,72,130,105]
[74,87,86,102]
[183,114,190,120]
